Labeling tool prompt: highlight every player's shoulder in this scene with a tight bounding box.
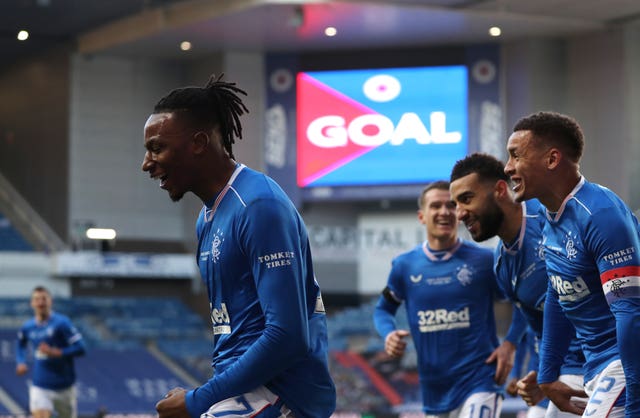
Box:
[21,317,37,329]
[572,180,626,214]
[392,244,423,264]
[524,198,545,217]
[233,165,292,208]
[50,311,73,325]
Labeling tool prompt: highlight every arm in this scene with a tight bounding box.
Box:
[15,327,28,375]
[591,208,640,414]
[485,338,516,386]
[41,320,86,358]
[537,281,586,413]
[506,329,527,396]
[38,338,86,358]
[504,306,528,348]
[373,288,409,358]
[485,268,518,385]
[182,200,319,417]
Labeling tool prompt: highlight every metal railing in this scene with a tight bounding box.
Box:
[0,172,67,253]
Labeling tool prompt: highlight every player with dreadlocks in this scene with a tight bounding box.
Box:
[144,74,336,418]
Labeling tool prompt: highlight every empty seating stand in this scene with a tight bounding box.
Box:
[0,213,32,251]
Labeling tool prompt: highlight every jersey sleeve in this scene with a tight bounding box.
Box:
[59,318,86,358]
[586,207,640,413]
[15,325,28,365]
[537,281,573,384]
[185,198,314,417]
[373,257,405,339]
[504,306,528,346]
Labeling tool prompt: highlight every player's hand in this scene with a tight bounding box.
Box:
[384,330,410,358]
[506,377,519,397]
[539,379,588,415]
[156,387,189,418]
[485,339,515,385]
[516,371,545,406]
[16,363,28,376]
[38,342,62,357]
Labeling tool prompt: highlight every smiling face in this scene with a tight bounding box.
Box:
[418,188,458,247]
[31,289,52,321]
[504,130,549,202]
[142,112,197,202]
[450,173,504,242]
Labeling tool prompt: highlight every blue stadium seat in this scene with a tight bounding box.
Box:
[0,213,33,251]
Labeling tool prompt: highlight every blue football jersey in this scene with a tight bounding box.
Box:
[541,177,640,414]
[494,200,584,383]
[185,164,336,418]
[374,239,503,414]
[16,312,85,390]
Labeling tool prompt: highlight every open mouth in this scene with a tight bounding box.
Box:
[159,175,168,189]
[511,179,522,193]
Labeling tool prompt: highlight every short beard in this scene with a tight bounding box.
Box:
[474,202,504,242]
[170,191,185,202]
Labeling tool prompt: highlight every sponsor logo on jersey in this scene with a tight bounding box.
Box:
[210,303,231,335]
[542,234,562,253]
[602,246,637,267]
[550,275,591,302]
[417,307,470,332]
[257,251,295,269]
[456,264,473,286]
[410,274,422,283]
[425,276,452,285]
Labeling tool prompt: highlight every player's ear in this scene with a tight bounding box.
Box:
[417,208,425,225]
[494,179,509,199]
[192,131,210,154]
[547,148,561,170]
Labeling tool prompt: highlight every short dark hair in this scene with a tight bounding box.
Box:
[512,111,584,162]
[32,286,50,295]
[153,74,249,159]
[450,152,508,183]
[418,180,450,209]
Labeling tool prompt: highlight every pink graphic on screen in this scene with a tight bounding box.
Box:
[297,73,382,187]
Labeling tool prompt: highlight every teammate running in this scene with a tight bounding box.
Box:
[373,181,515,417]
[16,286,86,418]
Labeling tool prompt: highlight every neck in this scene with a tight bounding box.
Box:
[196,158,237,203]
[427,236,458,251]
[36,312,50,322]
[498,201,523,243]
[540,170,581,212]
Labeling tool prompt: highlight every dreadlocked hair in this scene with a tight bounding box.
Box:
[153,73,249,159]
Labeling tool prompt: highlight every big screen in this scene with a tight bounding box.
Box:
[296,65,468,188]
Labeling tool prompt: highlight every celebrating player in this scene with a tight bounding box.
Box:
[373,181,515,417]
[16,286,86,418]
[450,152,586,417]
[143,74,336,418]
[504,111,640,416]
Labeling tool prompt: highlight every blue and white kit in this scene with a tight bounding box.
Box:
[494,199,584,384]
[541,177,640,415]
[16,312,85,390]
[374,239,504,414]
[185,164,336,418]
